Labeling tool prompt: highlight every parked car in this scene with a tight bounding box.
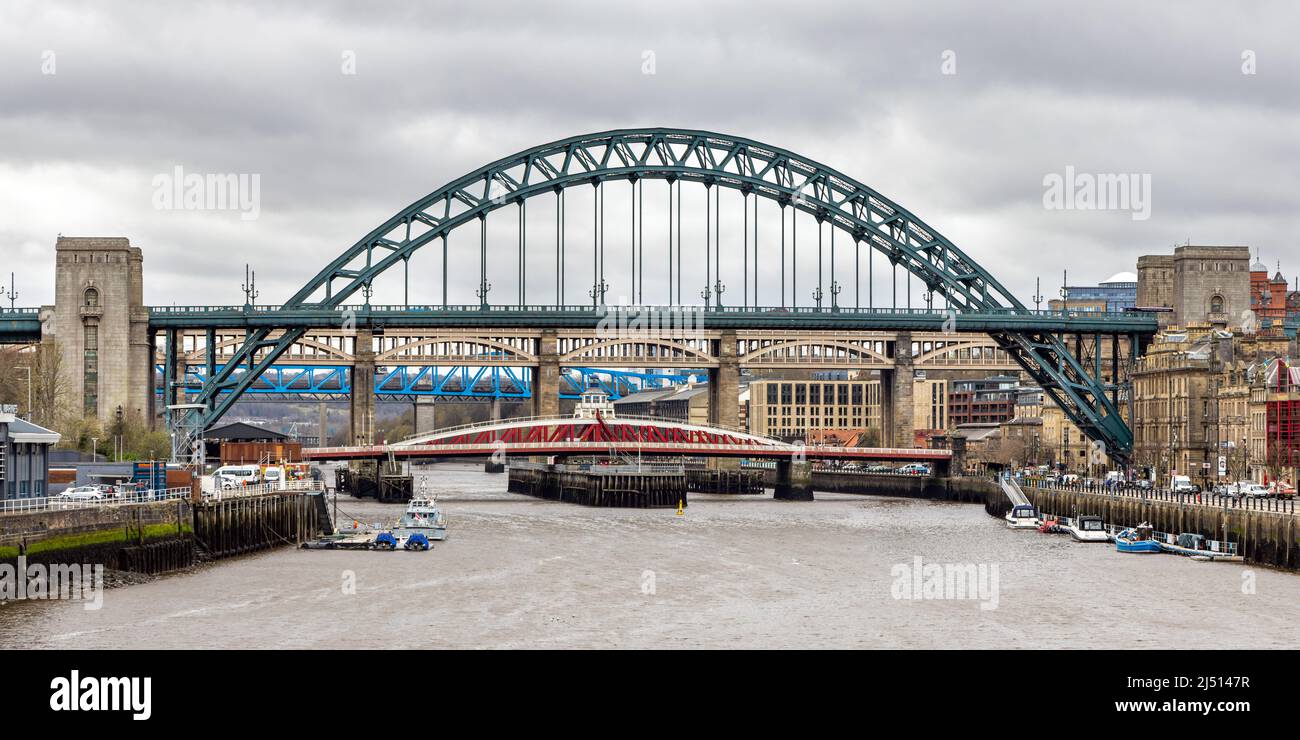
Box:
[896,463,930,476]
[53,486,105,505]
[1226,481,1269,499]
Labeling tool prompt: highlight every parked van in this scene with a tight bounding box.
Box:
[212,465,260,486]
[1171,475,1197,493]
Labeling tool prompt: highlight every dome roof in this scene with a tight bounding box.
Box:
[1251,261,1268,272]
[1100,271,1137,285]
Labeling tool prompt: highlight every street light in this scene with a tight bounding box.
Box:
[15,365,31,420]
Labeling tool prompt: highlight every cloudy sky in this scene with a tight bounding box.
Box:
[2,0,1297,310]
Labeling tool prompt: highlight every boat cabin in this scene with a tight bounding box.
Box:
[1009,504,1039,520]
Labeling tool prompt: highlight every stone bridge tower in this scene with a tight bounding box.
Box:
[52,237,153,427]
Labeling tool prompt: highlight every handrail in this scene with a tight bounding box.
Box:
[392,413,783,444]
[144,303,1149,322]
[0,480,325,515]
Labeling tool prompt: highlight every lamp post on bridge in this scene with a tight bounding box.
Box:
[5,272,16,309]
[242,264,259,308]
[713,279,725,310]
[811,285,823,310]
[1033,277,1043,312]
[589,278,607,308]
[831,281,843,312]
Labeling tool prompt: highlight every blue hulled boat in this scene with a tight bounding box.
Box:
[1115,523,1161,554]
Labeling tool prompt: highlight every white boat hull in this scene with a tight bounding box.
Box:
[1068,528,1110,542]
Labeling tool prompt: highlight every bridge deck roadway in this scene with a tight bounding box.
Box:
[303,442,953,463]
[144,304,1158,335]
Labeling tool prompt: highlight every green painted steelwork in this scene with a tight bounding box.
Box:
[174,128,1148,462]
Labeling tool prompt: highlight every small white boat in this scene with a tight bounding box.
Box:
[1005,504,1042,529]
[1065,515,1110,542]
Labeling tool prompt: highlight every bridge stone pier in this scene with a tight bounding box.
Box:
[51,236,153,427]
[708,330,741,470]
[773,460,813,501]
[413,397,437,435]
[350,329,375,445]
[533,329,560,417]
[881,331,916,448]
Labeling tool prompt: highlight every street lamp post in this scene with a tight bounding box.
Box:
[15,365,31,420]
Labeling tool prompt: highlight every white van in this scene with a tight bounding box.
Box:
[212,465,261,486]
[1171,475,1197,493]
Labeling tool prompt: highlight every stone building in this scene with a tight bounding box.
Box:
[1137,246,1251,329]
[1129,330,1219,486]
[49,237,153,426]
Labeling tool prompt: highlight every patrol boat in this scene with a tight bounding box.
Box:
[391,480,448,547]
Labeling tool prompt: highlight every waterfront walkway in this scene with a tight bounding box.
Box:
[1020,479,1297,516]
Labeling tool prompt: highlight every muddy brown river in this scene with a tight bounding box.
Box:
[2,463,1297,649]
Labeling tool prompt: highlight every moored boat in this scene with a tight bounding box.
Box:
[390,481,448,547]
[1159,532,1242,562]
[1115,523,1161,553]
[1005,504,1042,529]
[1066,515,1110,543]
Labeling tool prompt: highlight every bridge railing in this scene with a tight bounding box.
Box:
[394,413,782,445]
[145,303,1149,323]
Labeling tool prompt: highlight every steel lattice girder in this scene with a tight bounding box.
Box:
[162,363,692,401]
[185,128,1137,460]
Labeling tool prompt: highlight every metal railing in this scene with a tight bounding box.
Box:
[1017,477,1297,515]
[0,486,193,515]
[392,413,781,445]
[145,303,1149,322]
[0,480,325,515]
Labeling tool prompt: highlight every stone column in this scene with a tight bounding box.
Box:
[533,329,560,418]
[413,397,437,435]
[885,331,915,448]
[708,330,740,429]
[773,459,814,501]
[350,330,375,445]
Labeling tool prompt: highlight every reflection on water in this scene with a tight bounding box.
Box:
[3,462,1298,649]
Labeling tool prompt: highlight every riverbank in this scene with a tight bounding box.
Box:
[2,464,1296,649]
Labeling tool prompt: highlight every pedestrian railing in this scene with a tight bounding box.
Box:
[1016,478,1296,515]
[1,480,325,515]
[0,486,193,515]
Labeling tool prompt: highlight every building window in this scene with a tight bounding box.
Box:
[83,323,98,415]
[1210,295,1224,313]
[84,287,99,307]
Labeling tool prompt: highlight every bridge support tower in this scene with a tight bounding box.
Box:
[413,397,437,435]
[533,329,560,418]
[708,329,741,470]
[881,331,916,448]
[350,329,375,445]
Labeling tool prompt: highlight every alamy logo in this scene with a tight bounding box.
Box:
[890,556,1000,611]
[49,670,151,720]
[151,165,261,220]
[1042,166,1151,221]
[0,556,103,610]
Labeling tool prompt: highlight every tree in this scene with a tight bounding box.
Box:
[0,340,69,428]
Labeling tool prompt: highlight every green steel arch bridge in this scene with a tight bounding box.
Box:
[0,128,1156,462]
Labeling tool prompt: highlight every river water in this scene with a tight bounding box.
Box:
[2,463,1297,649]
